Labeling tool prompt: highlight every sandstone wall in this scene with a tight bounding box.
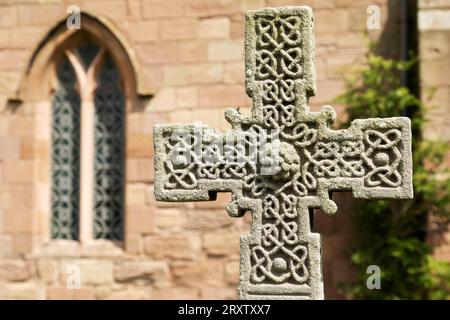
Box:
[0,0,391,299]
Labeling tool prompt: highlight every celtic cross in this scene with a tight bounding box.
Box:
[153,6,413,300]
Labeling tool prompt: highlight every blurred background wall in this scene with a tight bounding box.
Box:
[0,0,447,299]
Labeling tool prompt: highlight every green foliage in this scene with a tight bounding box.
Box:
[336,48,450,299]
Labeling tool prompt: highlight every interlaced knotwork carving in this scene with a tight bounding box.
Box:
[154,7,413,300]
[363,129,403,187]
[251,194,308,284]
[255,15,303,130]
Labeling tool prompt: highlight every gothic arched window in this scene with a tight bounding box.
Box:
[50,39,125,242]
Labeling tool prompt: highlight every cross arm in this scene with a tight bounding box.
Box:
[153,123,254,205]
[308,116,413,215]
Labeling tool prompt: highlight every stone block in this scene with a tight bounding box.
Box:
[142,0,184,18]
[337,32,367,49]
[126,206,155,234]
[36,260,58,284]
[122,21,159,42]
[198,84,247,107]
[310,79,346,104]
[419,0,450,8]
[419,9,450,31]
[10,234,33,255]
[151,287,199,299]
[240,0,265,11]
[176,86,198,108]
[146,87,176,112]
[200,287,237,299]
[47,286,95,300]
[126,133,153,158]
[0,235,11,257]
[80,240,124,258]
[230,14,245,38]
[202,232,241,256]
[420,31,449,60]
[224,61,245,84]
[421,59,450,86]
[198,17,231,39]
[136,43,179,64]
[207,39,244,61]
[60,260,114,286]
[335,0,376,6]
[185,210,233,230]
[5,283,45,300]
[82,0,128,19]
[17,4,65,26]
[171,259,225,287]
[152,5,414,301]
[179,40,207,62]
[194,192,232,209]
[163,63,223,86]
[126,0,141,19]
[141,65,164,90]
[144,234,200,260]
[267,0,335,8]
[0,260,32,282]
[104,288,152,300]
[185,0,240,17]
[168,109,222,129]
[315,9,349,33]
[160,18,199,40]
[0,6,17,27]
[155,208,186,230]
[126,158,154,182]
[126,183,148,207]
[125,233,143,254]
[39,240,80,258]
[225,260,239,285]
[3,209,32,233]
[0,137,20,160]
[114,261,169,286]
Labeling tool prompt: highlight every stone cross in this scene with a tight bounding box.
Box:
[153,6,413,300]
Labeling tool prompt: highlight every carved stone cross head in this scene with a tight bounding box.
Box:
[153,6,413,300]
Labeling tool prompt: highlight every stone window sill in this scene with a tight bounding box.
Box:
[33,239,126,259]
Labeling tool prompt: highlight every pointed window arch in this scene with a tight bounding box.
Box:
[50,36,125,241]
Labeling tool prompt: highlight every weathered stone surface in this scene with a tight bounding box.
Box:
[155,208,186,230]
[4,282,45,300]
[198,17,230,39]
[114,261,169,286]
[202,231,241,256]
[225,260,240,285]
[60,260,114,286]
[143,234,200,260]
[200,287,237,300]
[0,260,32,282]
[36,260,58,284]
[151,287,199,299]
[103,288,152,300]
[185,210,233,230]
[47,286,95,300]
[153,6,413,300]
[171,259,224,287]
